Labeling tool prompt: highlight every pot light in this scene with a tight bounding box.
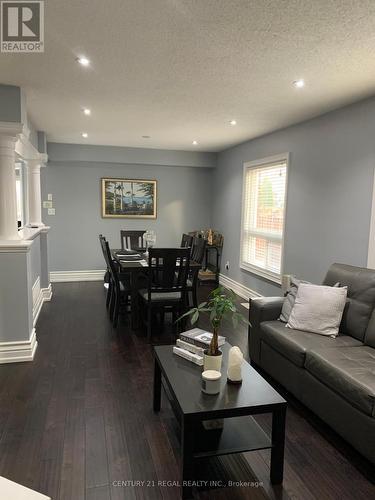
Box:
[229,119,237,126]
[293,79,305,88]
[81,132,88,138]
[83,108,91,116]
[142,135,151,139]
[76,56,90,67]
[192,140,198,145]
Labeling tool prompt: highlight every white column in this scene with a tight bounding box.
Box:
[27,159,44,227]
[0,132,20,240]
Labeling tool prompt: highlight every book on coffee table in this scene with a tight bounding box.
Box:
[180,328,226,349]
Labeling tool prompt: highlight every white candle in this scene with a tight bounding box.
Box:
[227,346,243,383]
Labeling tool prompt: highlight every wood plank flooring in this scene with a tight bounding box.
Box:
[0,282,374,499]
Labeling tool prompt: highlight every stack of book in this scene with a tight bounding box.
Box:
[173,328,226,366]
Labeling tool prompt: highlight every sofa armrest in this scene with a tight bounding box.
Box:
[248,296,284,365]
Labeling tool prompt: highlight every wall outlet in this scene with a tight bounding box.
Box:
[43,201,53,209]
[225,261,230,270]
[48,208,55,216]
[47,193,53,201]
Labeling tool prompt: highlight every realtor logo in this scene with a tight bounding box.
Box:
[1,1,44,52]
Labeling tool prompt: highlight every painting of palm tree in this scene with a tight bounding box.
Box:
[102,178,157,218]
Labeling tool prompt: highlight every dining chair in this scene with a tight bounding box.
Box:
[103,239,131,328]
[99,234,112,309]
[180,233,193,248]
[187,236,207,307]
[120,230,146,250]
[138,247,190,342]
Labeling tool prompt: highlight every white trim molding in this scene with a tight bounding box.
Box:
[50,270,106,282]
[219,273,261,300]
[0,328,37,364]
[32,277,53,326]
[42,283,53,301]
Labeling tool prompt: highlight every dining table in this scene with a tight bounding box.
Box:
[111,248,202,329]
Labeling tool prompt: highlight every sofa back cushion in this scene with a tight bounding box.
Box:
[323,263,375,341]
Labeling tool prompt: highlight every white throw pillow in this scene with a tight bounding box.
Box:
[286,283,347,338]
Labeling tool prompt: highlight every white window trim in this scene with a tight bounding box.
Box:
[239,153,290,285]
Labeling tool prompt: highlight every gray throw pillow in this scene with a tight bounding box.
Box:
[279,276,310,322]
[279,276,341,323]
[286,283,347,337]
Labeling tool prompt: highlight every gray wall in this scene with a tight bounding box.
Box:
[29,234,41,286]
[42,144,214,271]
[213,96,375,296]
[0,84,21,122]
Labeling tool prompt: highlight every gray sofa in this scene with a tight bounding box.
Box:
[248,263,375,465]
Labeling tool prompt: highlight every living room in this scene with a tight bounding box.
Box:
[0,1,374,499]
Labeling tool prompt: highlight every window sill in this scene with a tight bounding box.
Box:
[240,262,281,285]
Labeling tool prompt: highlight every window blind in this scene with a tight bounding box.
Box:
[241,159,287,280]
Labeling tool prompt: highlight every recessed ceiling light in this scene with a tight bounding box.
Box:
[192,140,198,145]
[81,132,88,138]
[76,56,90,67]
[293,79,305,88]
[83,108,91,116]
[142,135,151,139]
[229,120,237,126]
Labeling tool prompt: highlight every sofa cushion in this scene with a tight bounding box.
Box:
[260,321,363,367]
[323,263,375,341]
[305,347,375,417]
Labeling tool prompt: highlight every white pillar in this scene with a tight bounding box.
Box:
[0,131,21,240]
[27,159,44,227]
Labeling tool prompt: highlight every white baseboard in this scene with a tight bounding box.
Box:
[50,270,106,282]
[219,273,261,300]
[0,328,38,364]
[32,278,53,326]
[42,283,53,301]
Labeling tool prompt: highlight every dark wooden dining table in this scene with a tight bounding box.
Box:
[111,249,202,329]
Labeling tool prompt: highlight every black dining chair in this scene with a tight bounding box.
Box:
[187,236,207,307]
[100,235,131,328]
[138,247,190,342]
[180,233,193,248]
[99,234,113,309]
[120,230,146,250]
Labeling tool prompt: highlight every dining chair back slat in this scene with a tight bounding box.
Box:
[148,248,190,295]
[191,236,206,264]
[120,230,146,250]
[180,233,193,248]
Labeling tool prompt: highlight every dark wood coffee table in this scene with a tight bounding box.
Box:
[153,343,287,499]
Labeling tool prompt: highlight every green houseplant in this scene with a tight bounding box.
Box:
[180,287,249,370]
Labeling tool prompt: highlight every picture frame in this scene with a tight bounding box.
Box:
[101,178,157,219]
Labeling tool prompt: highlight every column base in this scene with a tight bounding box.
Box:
[0,328,37,364]
[27,222,45,228]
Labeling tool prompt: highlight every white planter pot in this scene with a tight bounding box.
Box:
[203,350,223,371]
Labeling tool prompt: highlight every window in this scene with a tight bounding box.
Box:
[240,154,288,283]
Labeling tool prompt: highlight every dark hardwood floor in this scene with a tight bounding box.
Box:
[0,282,374,499]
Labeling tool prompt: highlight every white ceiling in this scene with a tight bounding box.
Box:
[1,0,375,152]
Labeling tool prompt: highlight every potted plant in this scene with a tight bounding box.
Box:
[180,287,249,371]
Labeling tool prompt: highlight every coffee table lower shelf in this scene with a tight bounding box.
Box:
[193,416,272,459]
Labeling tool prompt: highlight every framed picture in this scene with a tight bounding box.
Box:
[101,178,157,218]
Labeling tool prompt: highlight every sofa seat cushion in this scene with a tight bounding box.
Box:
[260,321,362,367]
[305,347,375,417]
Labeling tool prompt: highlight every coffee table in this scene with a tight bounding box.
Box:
[153,343,287,499]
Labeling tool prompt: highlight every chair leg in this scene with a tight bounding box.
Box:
[109,288,115,320]
[106,280,112,309]
[192,284,198,308]
[113,292,120,328]
[147,305,152,342]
